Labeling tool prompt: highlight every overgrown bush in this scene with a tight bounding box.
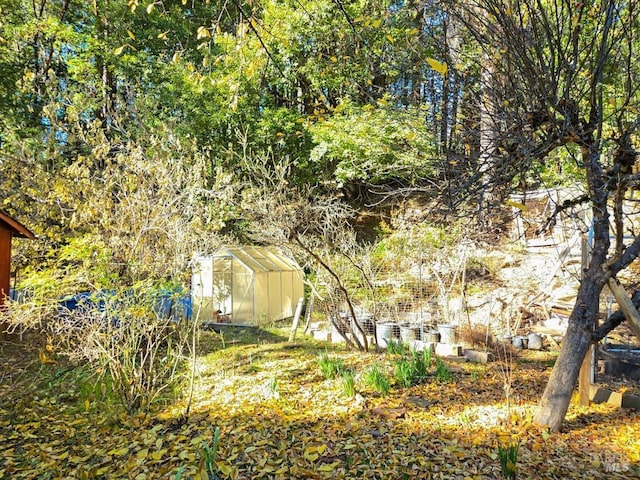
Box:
[64,290,190,414]
[458,324,493,349]
[3,285,193,416]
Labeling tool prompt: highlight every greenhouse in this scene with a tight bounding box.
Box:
[191,246,305,325]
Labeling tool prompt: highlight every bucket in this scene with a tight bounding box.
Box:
[376,322,399,347]
[329,323,346,343]
[528,333,543,350]
[437,324,457,344]
[399,324,421,342]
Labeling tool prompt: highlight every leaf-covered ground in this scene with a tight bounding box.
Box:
[1,328,639,479]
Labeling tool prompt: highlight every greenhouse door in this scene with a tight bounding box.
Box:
[212,256,233,321]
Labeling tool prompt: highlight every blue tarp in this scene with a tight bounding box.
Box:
[57,290,192,322]
[9,287,193,322]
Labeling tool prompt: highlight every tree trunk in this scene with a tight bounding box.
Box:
[532,311,593,431]
[477,52,499,227]
[533,265,606,431]
[534,145,609,431]
[534,245,608,431]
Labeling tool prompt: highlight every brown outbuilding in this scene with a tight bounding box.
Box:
[0,211,35,306]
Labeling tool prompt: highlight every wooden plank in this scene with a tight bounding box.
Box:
[578,345,593,406]
[0,212,35,239]
[607,278,640,342]
[576,235,593,406]
[288,297,305,342]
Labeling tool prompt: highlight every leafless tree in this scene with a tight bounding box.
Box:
[236,145,373,350]
[445,0,640,431]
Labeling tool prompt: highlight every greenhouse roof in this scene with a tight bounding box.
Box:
[213,246,302,273]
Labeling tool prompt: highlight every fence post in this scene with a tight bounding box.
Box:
[288,297,305,342]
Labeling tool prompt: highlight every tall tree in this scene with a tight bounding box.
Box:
[0,0,234,283]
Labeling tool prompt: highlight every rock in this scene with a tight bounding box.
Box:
[435,343,462,357]
[312,330,332,342]
[590,385,640,410]
[463,349,494,363]
[528,333,544,350]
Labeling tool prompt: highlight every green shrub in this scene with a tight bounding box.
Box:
[318,352,345,379]
[392,348,435,388]
[386,339,408,355]
[364,363,391,395]
[435,358,453,383]
[410,349,431,382]
[341,370,356,398]
[497,442,519,479]
[199,426,222,480]
[263,376,280,400]
[393,357,414,388]
[176,427,224,479]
